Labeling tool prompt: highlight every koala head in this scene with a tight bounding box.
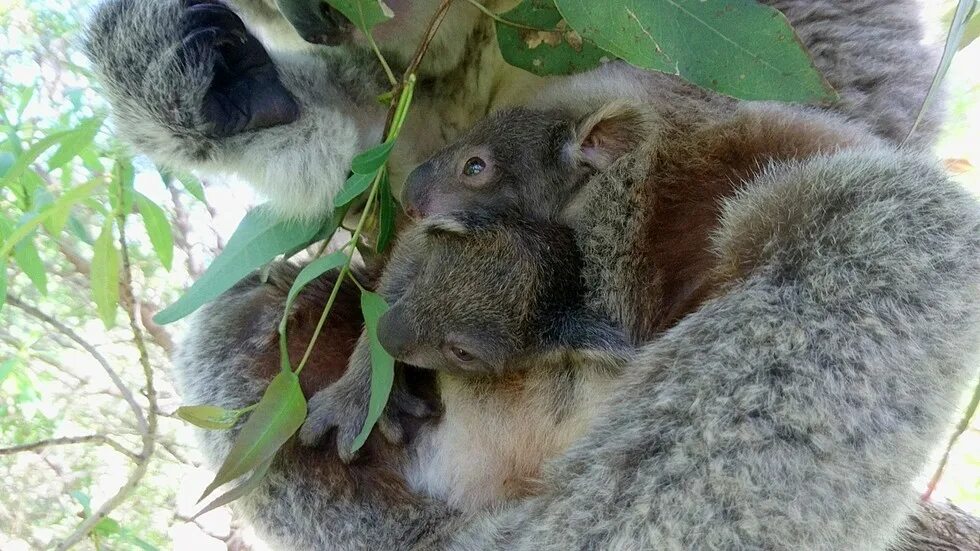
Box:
[375,213,630,374]
[402,103,653,222]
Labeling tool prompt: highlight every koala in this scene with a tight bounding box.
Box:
[298,212,629,465]
[84,0,940,220]
[405,99,881,338]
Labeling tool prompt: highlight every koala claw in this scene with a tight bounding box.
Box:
[179,0,299,137]
[299,377,434,463]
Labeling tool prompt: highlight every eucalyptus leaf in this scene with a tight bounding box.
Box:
[351,139,396,175]
[154,204,322,324]
[0,127,78,189]
[176,405,242,430]
[279,251,349,336]
[325,0,393,32]
[47,117,102,169]
[13,238,47,295]
[135,192,174,270]
[334,172,376,207]
[194,455,274,519]
[0,258,7,312]
[553,0,836,102]
[905,0,977,141]
[376,169,397,252]
[351,290,394,452]
[199,369,306,501]
[0,178,103,259]
[91,219,120,328]
[496,0,609,76]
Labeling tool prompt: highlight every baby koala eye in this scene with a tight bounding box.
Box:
[462,157,486,177]
[447,345,475,363]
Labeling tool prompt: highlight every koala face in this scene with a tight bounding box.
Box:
[375,215,627,374]
[401,108,585,222]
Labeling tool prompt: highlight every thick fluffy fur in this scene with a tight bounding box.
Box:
[178,148,980,549]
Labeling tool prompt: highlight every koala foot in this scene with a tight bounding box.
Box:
[181,0,299,136]
[299,372,434,463]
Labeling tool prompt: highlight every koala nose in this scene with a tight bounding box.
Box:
[275,0,353,45]
[378,306,417,359]
[403,163,432,219]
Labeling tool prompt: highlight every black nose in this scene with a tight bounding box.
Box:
[275,0,353,45]
[378,306,416,358]
[403,163,432,219]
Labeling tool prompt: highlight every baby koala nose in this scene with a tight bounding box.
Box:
[377,305,417,359]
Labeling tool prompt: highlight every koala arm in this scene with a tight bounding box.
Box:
[85,0,389,219]
[449,150,980,550]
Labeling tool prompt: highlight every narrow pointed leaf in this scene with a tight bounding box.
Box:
[0,178,103,259]
[135,192,174,270]
[47,118,102,169]
[324,0,393,32]
[154,205,322,324]
[334,172,376,207]
[376,170,397,252]
[199,370,306,501]
[177,405,242,430]
[91,219,120,328]
[194,455,274,519]
[0,127,78,189]
[351,139,396,175]
[13,238,47,295]
[279,251,349,336]
[351,290,395,452]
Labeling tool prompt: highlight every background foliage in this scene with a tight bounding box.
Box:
[0,0,978,549]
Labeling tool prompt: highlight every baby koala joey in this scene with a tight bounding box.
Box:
[298,212,629,461]
[401,103,652,221]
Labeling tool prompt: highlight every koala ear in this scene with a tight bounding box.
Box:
[571,102,652,170]
[549,309,633,366]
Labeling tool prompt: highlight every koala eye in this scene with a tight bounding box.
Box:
[447,345,476,363]
[462,157,486,177]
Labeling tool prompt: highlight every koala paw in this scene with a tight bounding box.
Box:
[181,0,299,137]
[299,375,434,463]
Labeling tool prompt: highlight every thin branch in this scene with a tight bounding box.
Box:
[5,294,149,435]
[0,434,139,461]
[53,210,159,551]
[922,375,980,501]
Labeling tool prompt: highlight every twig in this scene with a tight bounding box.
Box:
[5,294,149,435]
[52,197,159,551]
[0,434,139,461]
[922,375,980,501]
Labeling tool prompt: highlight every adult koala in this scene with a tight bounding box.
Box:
[84,0,938,219]
[85,0,980,549]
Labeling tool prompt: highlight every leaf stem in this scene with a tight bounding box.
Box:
[460,0,560,32]
[922,375,980,501]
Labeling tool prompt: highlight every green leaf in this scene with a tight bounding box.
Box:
[92,517,121,537]
[154,204,322,324]
[176,405,243,430]
[70,491,92,516]
[91,219,120,328]
[135,192,174,270]
[334,172,376,207]
[553,0,836,102]
[0,151,14,179]
[960,10,980,50]
[199,370,306,501]
[496,0,609,76]
[278,251,348,336]
[324,0,393,32]
[0,258,7,312]
[0,358,17,386]
[351,139,396,175]
[13,238,47,295]
[194,455,274,519]
[906,0,977,141]
[47,118,102,169]
[351,290,394,452]
[0,178,104,259]
[376,169,397,252]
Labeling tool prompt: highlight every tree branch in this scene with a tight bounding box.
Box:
[0,434,139,461]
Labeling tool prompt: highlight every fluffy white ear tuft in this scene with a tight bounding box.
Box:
[572,102,653,169]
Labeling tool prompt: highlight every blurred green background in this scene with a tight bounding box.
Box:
[0,0,978,549]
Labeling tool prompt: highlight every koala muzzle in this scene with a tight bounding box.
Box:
[377,305,417,359]
[275,0,353,45]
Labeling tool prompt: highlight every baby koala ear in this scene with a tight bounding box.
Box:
[571,102,652,170]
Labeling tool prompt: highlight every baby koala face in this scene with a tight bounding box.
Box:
[402,103,653,222]
[374,214,628,375]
